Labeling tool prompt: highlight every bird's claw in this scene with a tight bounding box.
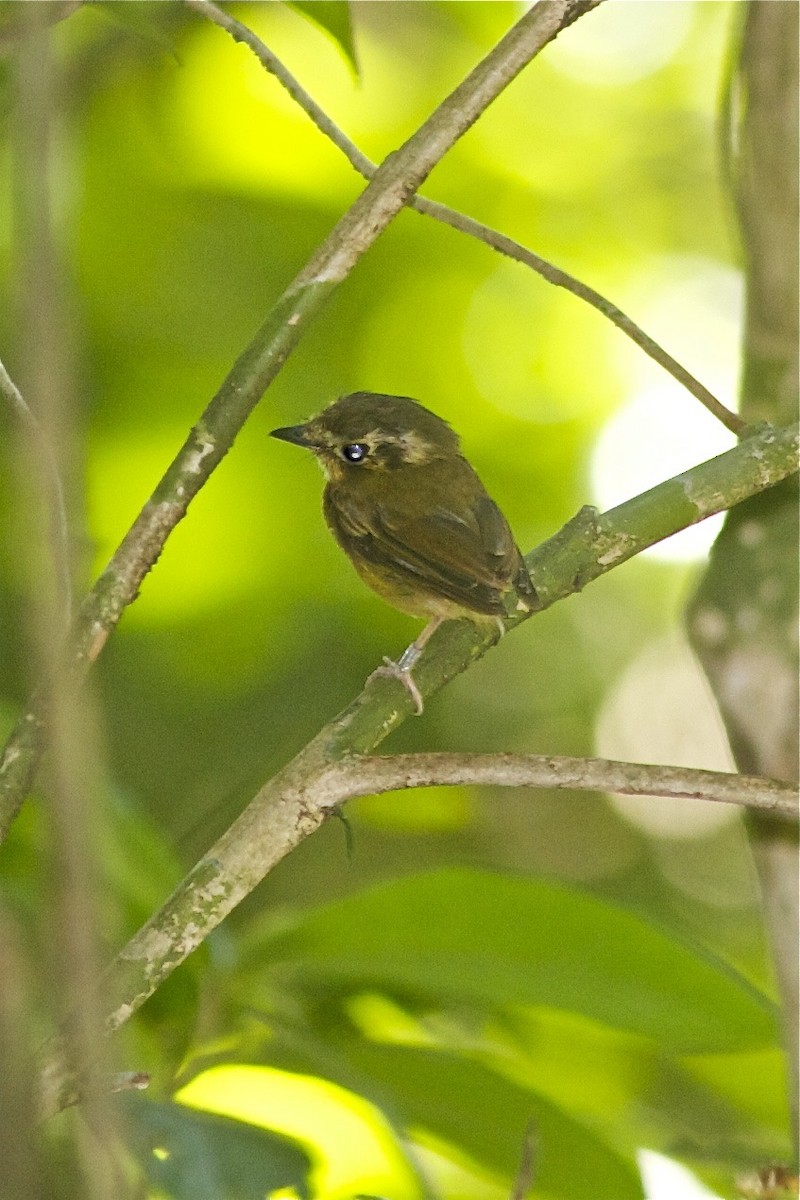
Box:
[367,657,424,715]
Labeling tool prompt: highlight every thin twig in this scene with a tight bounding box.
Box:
[510,1119,537,1200]
[317,752,799,818]
[187,0,750,439]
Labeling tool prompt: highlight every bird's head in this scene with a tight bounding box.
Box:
[270,392,459,479]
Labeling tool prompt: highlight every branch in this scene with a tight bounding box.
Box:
[510,1119,538,1200]
[689,0,800,1151]
[0,0,598,842]
[315,753,799,818]
[38,420,798,1117]
[187,0,749,439]
[0,354,72,627]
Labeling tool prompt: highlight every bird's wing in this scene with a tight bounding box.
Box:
[327,481,531,616]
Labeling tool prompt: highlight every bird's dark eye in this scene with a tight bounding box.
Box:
[342,443,369,463]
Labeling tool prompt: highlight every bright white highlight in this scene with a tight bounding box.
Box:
[591,258,743,562]
[546,1,694,85]
[639,1149,724,1199]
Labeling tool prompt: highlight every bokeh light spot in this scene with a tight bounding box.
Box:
[591,257,742,561]
[638,1149,724,1200]
[595,632,737,839]
[591,385,729,561]
[545,1,694,86]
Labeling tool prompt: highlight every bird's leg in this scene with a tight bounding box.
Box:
[397,615,443,669]
[367,616,444,715]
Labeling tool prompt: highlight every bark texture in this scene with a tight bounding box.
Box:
[688,0,799,1152]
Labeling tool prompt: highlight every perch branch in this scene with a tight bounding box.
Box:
[188,0,749,438]
[38,420,798,1117]
[0,0,597,842]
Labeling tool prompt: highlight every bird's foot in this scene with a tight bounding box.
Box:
[367,657,424,715]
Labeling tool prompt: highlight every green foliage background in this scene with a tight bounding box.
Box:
[0,2,792,1197]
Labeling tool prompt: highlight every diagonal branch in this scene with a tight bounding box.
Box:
[187,0,749,439]
[0,0,601,843]
[38,420,798,1117]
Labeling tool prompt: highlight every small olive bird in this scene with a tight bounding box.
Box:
[270,392,537,713]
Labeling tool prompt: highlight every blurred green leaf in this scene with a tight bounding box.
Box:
[257,868,777,1053]
[99,792,204,1081]
[254,991,789,1184]
[99,790,185,935]
[344,1043,643,1199]
[286,1,358,73]
[248,1026,642,1199]
[124,1096,312,1200]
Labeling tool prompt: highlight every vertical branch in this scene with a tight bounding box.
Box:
[0,907,44,1200]
[0,358,72,628]
[12,10,119,1196]
[688,0,799,1153]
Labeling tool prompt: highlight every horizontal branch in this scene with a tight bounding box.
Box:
[37,419,798,1116]
[189,0,748,438]
[317,753,799,817]
[1,0,593,842]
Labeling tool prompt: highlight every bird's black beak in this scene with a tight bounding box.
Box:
[270,423,315,448]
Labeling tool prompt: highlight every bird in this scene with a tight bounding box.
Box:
[270,391,537,713]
